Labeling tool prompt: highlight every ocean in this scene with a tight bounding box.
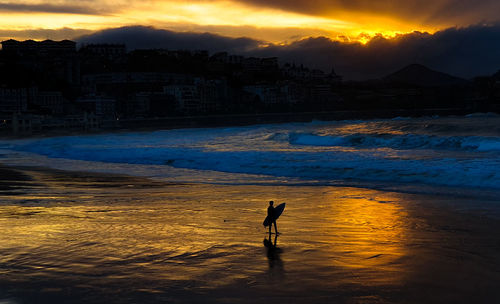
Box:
[1,113,499,195]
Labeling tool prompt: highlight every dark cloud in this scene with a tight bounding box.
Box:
[255,24,500,80]
[234,0,500,25]
[0,2,109,15]
[76,25,500,80]
[148,22,338,45]
[77,26,261,53]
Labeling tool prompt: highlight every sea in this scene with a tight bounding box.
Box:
[1,113,499,197]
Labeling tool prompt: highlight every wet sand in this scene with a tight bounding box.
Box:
[1,165,500,303]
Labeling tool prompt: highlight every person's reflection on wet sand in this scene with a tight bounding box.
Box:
[263,232,284,275]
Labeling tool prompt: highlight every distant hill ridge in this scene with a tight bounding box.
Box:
[492,69,500,80]
[384,64,469,87]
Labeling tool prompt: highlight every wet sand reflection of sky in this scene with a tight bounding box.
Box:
[1,171,499,303]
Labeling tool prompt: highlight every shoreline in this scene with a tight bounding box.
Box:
[1,107,497,139]
[3,147,500,204]
[0,164,181,191]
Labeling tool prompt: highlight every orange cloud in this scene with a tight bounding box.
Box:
[0,0,496,43]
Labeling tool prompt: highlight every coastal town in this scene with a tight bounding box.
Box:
[1,39,499,135]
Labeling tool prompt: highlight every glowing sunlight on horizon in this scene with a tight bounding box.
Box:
[0,0,439,44]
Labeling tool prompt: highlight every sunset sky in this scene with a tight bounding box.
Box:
[0,0,499,43]
[2,0,500,79]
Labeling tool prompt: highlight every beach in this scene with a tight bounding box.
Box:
[1,115,500,303]
[1,164,500,303]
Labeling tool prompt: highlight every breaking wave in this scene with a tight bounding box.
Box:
[288,133,500,152]
[2,115,500,191]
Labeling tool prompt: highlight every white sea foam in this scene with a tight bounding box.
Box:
[2,115,500,190]
[288,133,500,151]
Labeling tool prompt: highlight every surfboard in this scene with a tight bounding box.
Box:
[263,203,286,227]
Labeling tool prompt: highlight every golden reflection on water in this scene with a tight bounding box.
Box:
[0,181,413,293]
[326,189,408,283]
[275,187,410,287]
[319,121,408,136]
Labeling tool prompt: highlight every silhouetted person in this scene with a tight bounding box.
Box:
[267,200,278,235]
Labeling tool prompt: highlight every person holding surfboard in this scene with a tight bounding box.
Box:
[266,201,279,234]
[263,201,285,234]
[267,201,278,234]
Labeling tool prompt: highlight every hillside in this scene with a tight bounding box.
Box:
[384,64,468,87]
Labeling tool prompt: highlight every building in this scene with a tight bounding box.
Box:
[1,39,80,85]
[10,113,41,134]
[164,85,201,113]
[1,39,76,55]
[76,95,116,117]
[82,72,191,92]
[81,72,194,116]
[210,52,244,65]
[129,92,151,116]
[196,78,227,113]
[35,91,65,114]
[163,78,228,113]
[0,87,31,113]
[279,81,304,104]
[80,44,126,59]
[310,84,339,105]
[327,68,343,85]
[243,85,283,105]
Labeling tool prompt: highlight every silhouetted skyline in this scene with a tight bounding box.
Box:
[1,1,500,79]
[76,25,500,80]
[2,37,499,137]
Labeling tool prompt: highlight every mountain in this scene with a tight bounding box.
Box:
[492,69,500,80]
[383,64,469,87]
